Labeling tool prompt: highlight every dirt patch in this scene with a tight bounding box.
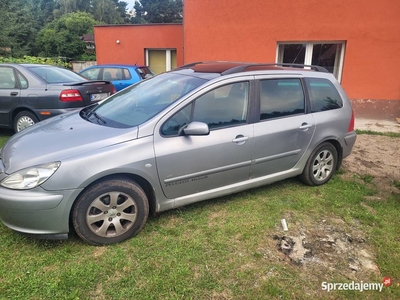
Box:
[273,217,379,280]
[341,134,400,198]
[266,134,399,288]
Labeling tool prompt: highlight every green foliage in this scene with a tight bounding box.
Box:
[131,0,183,24]
[79,53,97,61]
[0,56,69,68]
[0,0,130,60]
[91,0,128,24]
[0,0,39,57]
[35,12,96,60]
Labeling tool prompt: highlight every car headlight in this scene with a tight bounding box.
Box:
[1,162,60,190]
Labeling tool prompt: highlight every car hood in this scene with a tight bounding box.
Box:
[1,111,138,174]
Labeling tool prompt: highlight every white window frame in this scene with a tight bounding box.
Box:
[276,41,346,82]
[145,49,175,72]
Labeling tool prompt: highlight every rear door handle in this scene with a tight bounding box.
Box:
[10,92,18,96]
[232,135,249,145]
[299,123,313,130]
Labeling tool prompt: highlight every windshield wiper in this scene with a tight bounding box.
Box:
[91,112,107,124]
[80,109,90,121]
[82,106,106,125]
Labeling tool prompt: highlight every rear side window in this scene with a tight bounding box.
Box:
[0,67,16,89]
[305,78,343,112]
[102,68,127,81]
[260,79,305,120]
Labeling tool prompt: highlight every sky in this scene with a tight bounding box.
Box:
[125,0,136,11]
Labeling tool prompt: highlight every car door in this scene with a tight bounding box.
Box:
[0,67,20,126]
[154,79,254,199]
[250,77,315,178]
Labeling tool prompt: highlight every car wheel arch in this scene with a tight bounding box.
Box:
[70,173,157,221]
[12,107,38,125]
[315,139,343,170]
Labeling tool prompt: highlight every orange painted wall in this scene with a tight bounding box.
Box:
[94,24,183,66]
[183,0,400,101]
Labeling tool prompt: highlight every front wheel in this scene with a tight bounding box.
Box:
[300,142,338,186]
[14,111,39,132]
[72,178,149,245]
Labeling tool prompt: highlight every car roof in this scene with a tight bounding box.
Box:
[84,64,147,69]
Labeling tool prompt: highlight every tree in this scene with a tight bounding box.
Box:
[131,0,182,24]
[35,12,97,59]
[0,0,39,57]
[91,0,127,24]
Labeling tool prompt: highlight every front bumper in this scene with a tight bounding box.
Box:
[0,186,83,237]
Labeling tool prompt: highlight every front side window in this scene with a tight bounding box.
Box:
[161,82,249,136]
[277,42,345,81]
[260,79,305,120]
[193,82,249,129]
[305,78,343,112]
[81,68,100,80]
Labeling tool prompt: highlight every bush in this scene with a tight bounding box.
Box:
[0,55,70,68]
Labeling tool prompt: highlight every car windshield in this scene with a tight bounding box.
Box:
[85,72,207,128]
[28,66,86,83]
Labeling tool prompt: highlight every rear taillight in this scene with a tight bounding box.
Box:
[59,89,83,102]
[348,109,355,132]
[111,85,117,94]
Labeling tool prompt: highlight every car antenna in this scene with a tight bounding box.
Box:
[134,55,141,65]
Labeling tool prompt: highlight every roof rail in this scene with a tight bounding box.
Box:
[174,61,203,70]
[221,63,329,75]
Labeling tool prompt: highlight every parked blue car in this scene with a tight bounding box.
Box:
[79,64,155,92]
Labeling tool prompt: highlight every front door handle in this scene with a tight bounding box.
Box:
[299,123,313,130]
[10,92,18,96]
[232,135,249,145]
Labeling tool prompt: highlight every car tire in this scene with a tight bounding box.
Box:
[300,142,338,186]
[72,177,149,245]
[14,111,39,132]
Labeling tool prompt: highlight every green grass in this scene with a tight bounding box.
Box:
[0,130,399,299]
[356,129,400,138]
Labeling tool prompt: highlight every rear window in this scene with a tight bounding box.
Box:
[28,66,85,84]
[305,78,343,112]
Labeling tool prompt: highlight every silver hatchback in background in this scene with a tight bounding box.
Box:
[0,62,356,245]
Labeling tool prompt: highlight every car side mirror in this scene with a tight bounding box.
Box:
[181,121,210,136]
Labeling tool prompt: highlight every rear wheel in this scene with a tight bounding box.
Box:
[300,142,338,186]
[14,111,38,132]
[72,178,149,245]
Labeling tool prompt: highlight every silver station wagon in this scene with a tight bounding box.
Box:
[0,62,356,245]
